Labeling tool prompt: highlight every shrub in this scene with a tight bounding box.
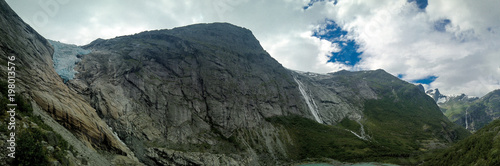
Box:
[14,129,48,166]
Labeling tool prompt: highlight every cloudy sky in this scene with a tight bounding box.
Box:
[6,0,500,97]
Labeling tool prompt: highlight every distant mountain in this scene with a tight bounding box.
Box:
[424,119,500,165]
[452,90,500,132]
[426,88,448,103]
[430,88,499,132]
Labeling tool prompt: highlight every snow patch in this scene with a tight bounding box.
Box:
[436,97,447,104]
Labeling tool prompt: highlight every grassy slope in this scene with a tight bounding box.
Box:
[267,116,388,163]
[423,119,500,166]
[440,99,473,122]
[440,90,500,131]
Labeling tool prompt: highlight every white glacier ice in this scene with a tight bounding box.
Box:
[48,40,90,82]
[294,76,323,123]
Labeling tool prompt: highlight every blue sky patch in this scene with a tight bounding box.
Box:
[313,20,363,66]
[398,74,437,85]
[407,0,428,10]
[303,0,337,10]
[412,75,438,84]
[434,19,451,32]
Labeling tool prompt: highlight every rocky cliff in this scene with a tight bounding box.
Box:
[69,23,314,165]
[0,1,139,165]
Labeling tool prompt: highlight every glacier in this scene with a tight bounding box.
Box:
[48,40,90,82]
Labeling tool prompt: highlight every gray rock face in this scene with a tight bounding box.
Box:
[291,71,379,125]
[426,88,448,103]
[0,1,139,164]
[70,23,311,164]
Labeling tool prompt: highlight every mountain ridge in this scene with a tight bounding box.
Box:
[428,88,499,132]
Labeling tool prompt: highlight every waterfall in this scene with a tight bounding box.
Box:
[346,120,370,141]
[465,109,468,129]
[294,77,322,123]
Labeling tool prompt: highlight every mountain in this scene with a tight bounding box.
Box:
[423,119,500,165]
[71,23,469,164]
[431,88,499,132]
[0,1,469,165]
[452,90,500,132]
[425,88,448,103]
[71,23,310,165]
[270,70,470,164]
[0,1,140,165]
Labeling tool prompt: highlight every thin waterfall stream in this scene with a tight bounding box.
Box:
[294,77,322,124]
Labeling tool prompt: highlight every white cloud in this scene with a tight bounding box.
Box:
[320,0,500,96]
[6,0,343,74]
[5,0,500,96]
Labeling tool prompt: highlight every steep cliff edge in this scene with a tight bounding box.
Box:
[0,1,139,165]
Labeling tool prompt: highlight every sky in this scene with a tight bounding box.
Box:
[5,0,500,97]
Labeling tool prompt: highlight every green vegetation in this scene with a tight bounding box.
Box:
[438,95,475,122]
[364,85,468,146]
[423,119,500,166]
[267,116,370,162]
[439,90,500,131]
[338,118,361,132]
[0,80,74,165]
[14,128,48,166]
[268,115,437,165]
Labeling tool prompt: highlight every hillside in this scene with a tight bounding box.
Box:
[439,90,500,132]
[423,119,500,165]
